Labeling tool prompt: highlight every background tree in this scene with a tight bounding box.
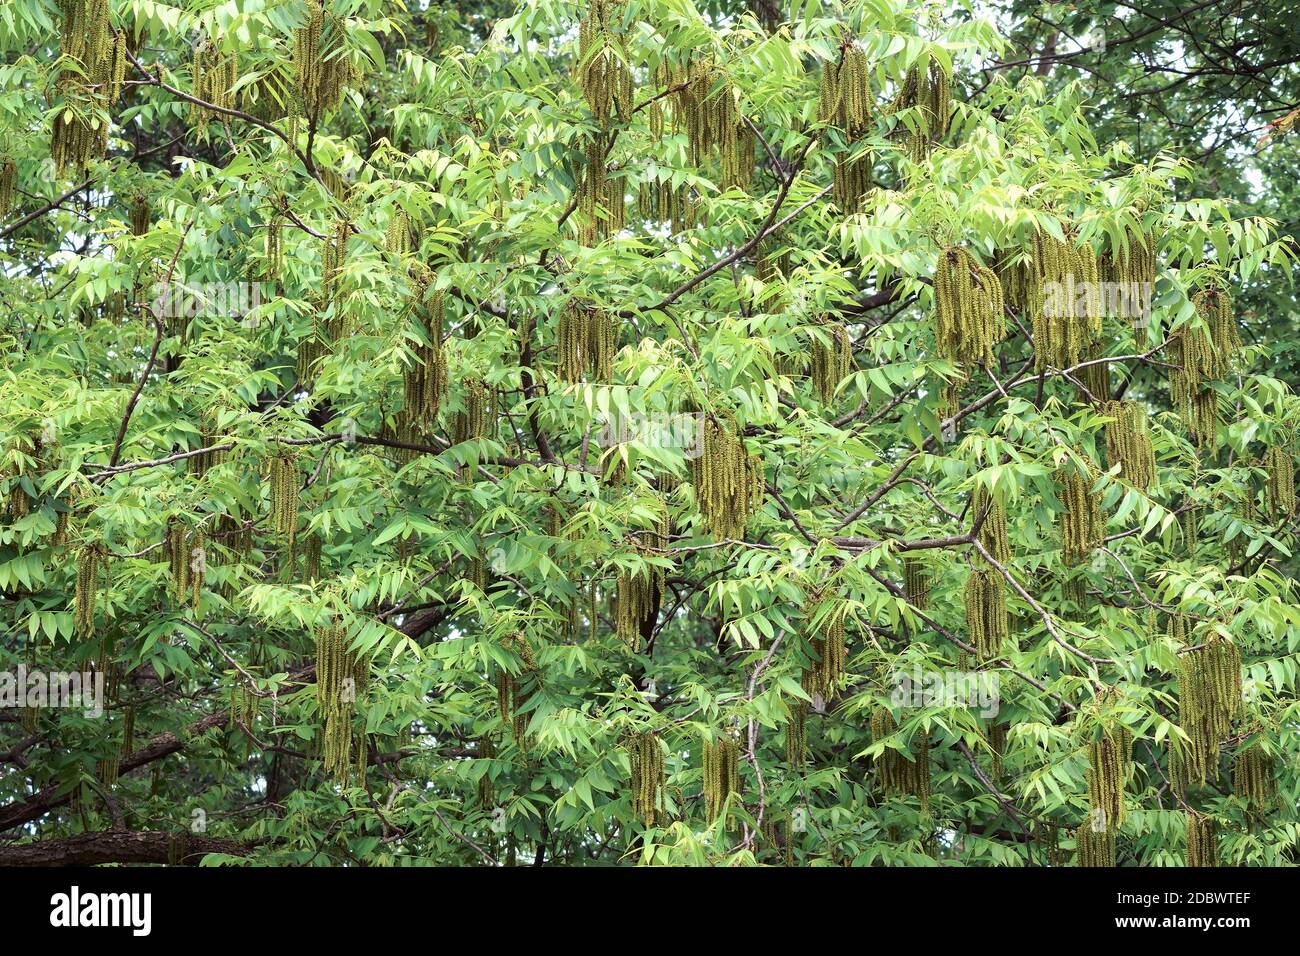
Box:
[1,0,1298,867]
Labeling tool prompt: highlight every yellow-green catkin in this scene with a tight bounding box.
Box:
[402,276,448,432]
[819,38,874,209]
[452,378,491,444]
[785,701,807,768]
[557,302,618,383]
[1076,344,1112,405]
[1101,226,1157,292]
[933,247,1006,367]
[615,559,661,652]
[1029,232,1103,370]
[52,0,125,174]
[1085,723,1133,829]
[903,556,930,611]
[1230,740,1273,809]
[315,618,369,783]
[165,517,190,603]
[495,633,537,747]
[987,721,1008,782]
[576,0,633,128]
[676,59,751,189]
[701,732,742,822]
[267,452,299,549]
[870,707,931,805]
[628,730,665,827]
[574,136,625,245]
[690,417,764,540]
[321,218,349,305]
[1102,400,1157,490]
[1057,457,1103,566]
[1178,630,1242,785]
[190,38,238,135]
[891,52,950,162]
[1263,445,1296,518]
[1075,822,1116,867]
[0,156,15,216]
[1195,284,1241,370]
[636,174,698,233]
[972,485,1011,565]
[1186,811,1217,867]
[810,321,852,404]
[964,563,1007,661]
[293,0,359,117]
[477,736,496,806]
[801,590,847,701]
[74,543,103,637]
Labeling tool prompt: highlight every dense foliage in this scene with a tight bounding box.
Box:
[2,0,1299,867]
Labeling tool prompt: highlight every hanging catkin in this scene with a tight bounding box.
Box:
[165,518,190,603]
[1056,457,1103,566]
[322,219,349,304]
[972,485,1011,565]
[932,247,1006,367]
[190,39,238,135]
[0,156,14,216]
[677,59,751,188]
[701,733,741,822]
[1232,741,1275,808]
[495,633,537,747]
[557,301,618,383]
[1185,811,1217,867]
[870,707,931,805]
[1178,630,1242,785]
[1085,723,1132,829]
[452,379,491,443]
[1102,226,1157,292]
[51,0,125,173]
[810,321,852,404]
[615,558,661,652]
[402,277,448,431]
[1102,400,1156,490]
[891,52,950,162]
[576,0,633,128]
[74,543,103,636]
[575,137,625,244]
[1030,232,1104,371]
[315,618,369,783]
[785,701,807,768]
[903,556,930,610]
[964,563,1007,661]
[690,417,764,540]
[636,174,697,233]
[1075,823,1116,867]
[820,38,874,209]
[293,0,359,117]
[627,730,665,827]
[1263,445,1296,518]
[801,590,846,701]
[267,452,299,549]
[1194,284,1240,369]
[1076,345,1111,405]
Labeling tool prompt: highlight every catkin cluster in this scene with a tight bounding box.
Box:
[628,730,665,827]
[615,559,662,652]
[453,379,492,444]
[933,247,1006,367]
[1075,823,1116,867]
[1030,232,1103,371]
[74,543,103,636]
[495,633,537,746]
[701,733,741,822]
[1185,812,1217,867]
[1232,742,1275,808]
[903,556,930,610]
[819,41,873,137]
[973,485,1011,565]
[1101,226,1157,291]
[267,452,299,548]
[1056,457,1103,566]
[293,1,359,117]
[690,417,764,540]
[402,277,449,432]
[785,701,807,768]
[1178,631,1242,785]
[0,156,14,216]
[1085,723,1133,829]
[575,138,625,245]
[801,592,847,701]
[810,322,853,404]
[675,60,753,190]
[558,301,618,383]
[164,519,204,606]
[636,176,698,233]
[190,39,238,135]
[964,564,1007,661]
[1263,445,1296,517]
[52,0,126,173]
[576,0,633,127]
[870,708,931,805]
[1102,400,1156,490]
[316,619,370,783]
[891,53,950,162]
